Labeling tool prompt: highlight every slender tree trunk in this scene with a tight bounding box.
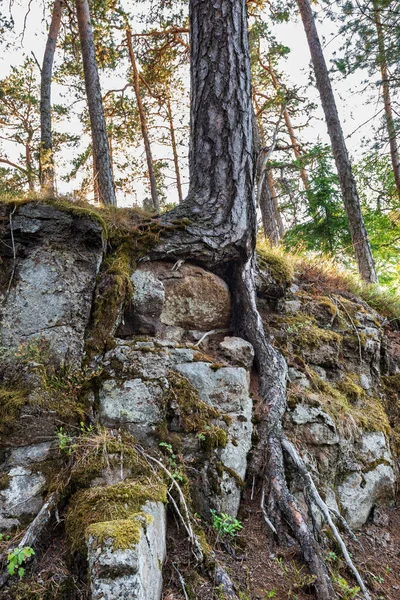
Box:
[373,0,400,199]
[40,0,63,197]
[259,53,310,190]
[166,95,183,203]
[26,135,35,192]
[75,0,116,206]
[126,27,160,213]
[297,0,377,283]
[92,148,100,204]
[253,109,282,243]
[269,171,285,237]
[260,174,280,245]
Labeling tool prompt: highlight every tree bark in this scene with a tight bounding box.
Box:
[166,95,183,203]
[126,27,160,213]
[296,0,377,284]
[75,0,116,206]
[373,0,400,199]
[147,2,343,596]
[40,0,63,198]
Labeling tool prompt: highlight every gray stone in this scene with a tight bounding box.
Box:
[338,464,395,529]
[6,442,53,467]
[174,361,252,516]
[99,379,164,441]
[0,466,46,529]
[284,300,302,315]
[219,337,255,369]
[0,203,104,366]
[119,270,165,336]
[288,368,311,389]
[291,405,339,446]
[135,262,231,331]
[359,374,371,390]
[88,501,166,600]
[358,432,392,464]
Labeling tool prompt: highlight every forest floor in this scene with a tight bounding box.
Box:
[162,491,400,600]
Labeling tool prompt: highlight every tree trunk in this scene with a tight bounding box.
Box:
[269,171,285,237]
[166,95,183,203]
[373,0,400,199]
[75,0,116,206]
[126,27,160,213]
[296,0,377,284]
[40,0,63,198]
[147,2,346,596]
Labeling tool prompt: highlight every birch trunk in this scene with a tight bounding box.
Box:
[75,0,116,206]
[297,0,377,283]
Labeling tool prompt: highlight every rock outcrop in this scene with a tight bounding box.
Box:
[0,201,399,600]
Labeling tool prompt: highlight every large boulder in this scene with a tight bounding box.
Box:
[87,501,167,600]
[0,203,104,366]
[119,261,231,338]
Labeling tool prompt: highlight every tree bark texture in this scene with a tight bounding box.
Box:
[126,28,160,213]
[40,0,63,197]
[75,0,116,206]
[373,0,400,199]
[297,0,377,284]
[147,2,348,596]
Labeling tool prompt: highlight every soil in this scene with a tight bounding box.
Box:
[162,491,400,600]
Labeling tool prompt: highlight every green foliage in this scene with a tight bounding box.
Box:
[284,144,351,256]
[210,510,242,537]
[7,547,35,579]
[159,442,184,482]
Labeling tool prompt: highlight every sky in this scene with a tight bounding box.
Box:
[0,0,383,206]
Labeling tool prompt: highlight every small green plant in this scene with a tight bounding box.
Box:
[159,442,184,482]
[7,546,35,578]
[334,575,360,599]
[265,589,277,598]
[56,427,75,455]
[210,510,242,537]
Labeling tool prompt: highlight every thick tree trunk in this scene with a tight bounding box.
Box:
[40,0,63,198]
[296,0,377,284]
[126,28,160,213]
[147,2,349,597]
[373,0,400,199]
[166,95,183,203]
[75,0,116,206]
[260,175,281,244]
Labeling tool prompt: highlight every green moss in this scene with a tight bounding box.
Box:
[165,372,229,449]
[69,430,152,488]
[0,472,10,490]
[86,514,154,550]
[66,479,167,553]
[0,387,28,439]
[256,242,294,285]
[305,369,391,437]
[274,315,342,349]
[216,462,245,488]
[336,375,365,403]
[382,374,400,393]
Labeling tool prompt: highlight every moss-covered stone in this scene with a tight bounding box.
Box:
[164,372,229,450]
[0,472,10,490]
[256,242,294,285]
[66,479,167,554]
[86,514,153,550]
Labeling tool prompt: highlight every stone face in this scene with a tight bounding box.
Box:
[174,361,252,516]
[219,337,255,369]
[338,464,395,529]
[88,501,166,600]
[121,262,231,337]
[0,466,46,530]
[99,379,164,442]
[0,203,104,366]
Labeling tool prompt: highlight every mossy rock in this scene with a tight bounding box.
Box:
[86,513,153,551]
[66,479,167,554]
[0,387,28,440]
[256,243,294,286]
